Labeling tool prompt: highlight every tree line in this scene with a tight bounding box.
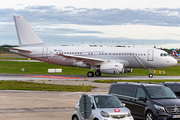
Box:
[0,45,18,53]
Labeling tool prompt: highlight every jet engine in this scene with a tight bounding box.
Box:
[99,62,124,74]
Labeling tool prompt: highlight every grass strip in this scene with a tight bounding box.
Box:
[0,81,96,92]
[94,79,180,84]
[0,61,180,76]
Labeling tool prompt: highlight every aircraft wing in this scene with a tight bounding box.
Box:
[8,47,32,53]
[56,54,104,65]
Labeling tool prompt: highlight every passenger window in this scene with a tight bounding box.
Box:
[110,85,124,95]
[136,87,145,98]
[123,85,137,97]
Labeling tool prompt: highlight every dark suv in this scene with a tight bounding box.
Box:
[159,82,180,99]
[108,82,180,120]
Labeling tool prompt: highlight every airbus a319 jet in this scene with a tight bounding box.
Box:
[9,16,177,78]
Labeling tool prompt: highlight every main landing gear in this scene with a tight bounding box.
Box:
[87,71,94,77]
[87,71,101,77]
[148,69,153,78]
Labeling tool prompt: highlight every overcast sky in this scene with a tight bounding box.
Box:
[1,0,180,48]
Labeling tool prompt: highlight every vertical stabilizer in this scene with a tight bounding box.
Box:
[13,16,45,46]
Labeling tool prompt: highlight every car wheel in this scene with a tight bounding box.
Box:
[72,115,79,120]
[145,111,154,120]
[93,118,99,120]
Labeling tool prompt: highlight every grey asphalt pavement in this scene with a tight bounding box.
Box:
[0,90,106,120]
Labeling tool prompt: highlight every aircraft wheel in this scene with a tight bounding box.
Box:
[148,73,153,78]
[95,71,101,76]
[87,71,94,77]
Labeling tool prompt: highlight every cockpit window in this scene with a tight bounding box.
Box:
[160,53,170,57]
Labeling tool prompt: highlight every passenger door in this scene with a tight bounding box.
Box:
[147,49,154,61]
[88,97,95,120]
[133,87,148,118]
[121,85,137,115]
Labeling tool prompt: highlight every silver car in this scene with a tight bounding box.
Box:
[72,94,134,120]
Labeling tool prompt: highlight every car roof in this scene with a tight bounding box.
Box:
[111,82,165,87]
[87,94,114,97]
[159,82,180,85]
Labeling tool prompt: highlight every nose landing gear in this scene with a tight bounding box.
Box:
[148,69,153,78]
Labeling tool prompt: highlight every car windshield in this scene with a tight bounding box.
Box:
[94,96,123,108]
[146,86,177,99]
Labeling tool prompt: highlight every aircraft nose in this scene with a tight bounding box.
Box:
[169,57,177,66]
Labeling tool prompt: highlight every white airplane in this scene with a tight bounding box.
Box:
[9,16,177,78]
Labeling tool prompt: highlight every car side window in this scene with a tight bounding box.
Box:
[172,85,180,96]
[110,85,124,95]
[122,85,137,97]
[89,97,94,105]
[136,87,145,98]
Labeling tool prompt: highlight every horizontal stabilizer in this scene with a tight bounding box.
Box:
[8,47,32,53]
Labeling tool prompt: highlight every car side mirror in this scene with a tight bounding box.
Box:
[138,97,147,102]
[91,104,95,109]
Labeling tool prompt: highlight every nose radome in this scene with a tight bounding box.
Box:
[171,57,178,66]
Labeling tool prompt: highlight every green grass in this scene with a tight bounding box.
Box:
[0,61,89,75]
[0,81,96,92]
[0,57,28,60]
[94,79,180,84]
[0,61,180,76]
[124,66,180,76]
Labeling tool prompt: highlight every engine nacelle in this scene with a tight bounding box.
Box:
[100,62,124,74]
[124,68,132,73]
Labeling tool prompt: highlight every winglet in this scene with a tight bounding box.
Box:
[13,16,46,47]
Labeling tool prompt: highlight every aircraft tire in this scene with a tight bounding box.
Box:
[87,71,94,77]
[95,71,101,76]
[148,73,153,78]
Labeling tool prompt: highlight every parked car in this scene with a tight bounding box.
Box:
[108,82,180,120]
[159,82,180,98]
[72,94,134,120]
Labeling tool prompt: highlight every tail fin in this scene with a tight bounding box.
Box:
[172,48,178,57]
[13,16,46,47]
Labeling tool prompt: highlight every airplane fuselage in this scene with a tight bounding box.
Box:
[10,46,177,69]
